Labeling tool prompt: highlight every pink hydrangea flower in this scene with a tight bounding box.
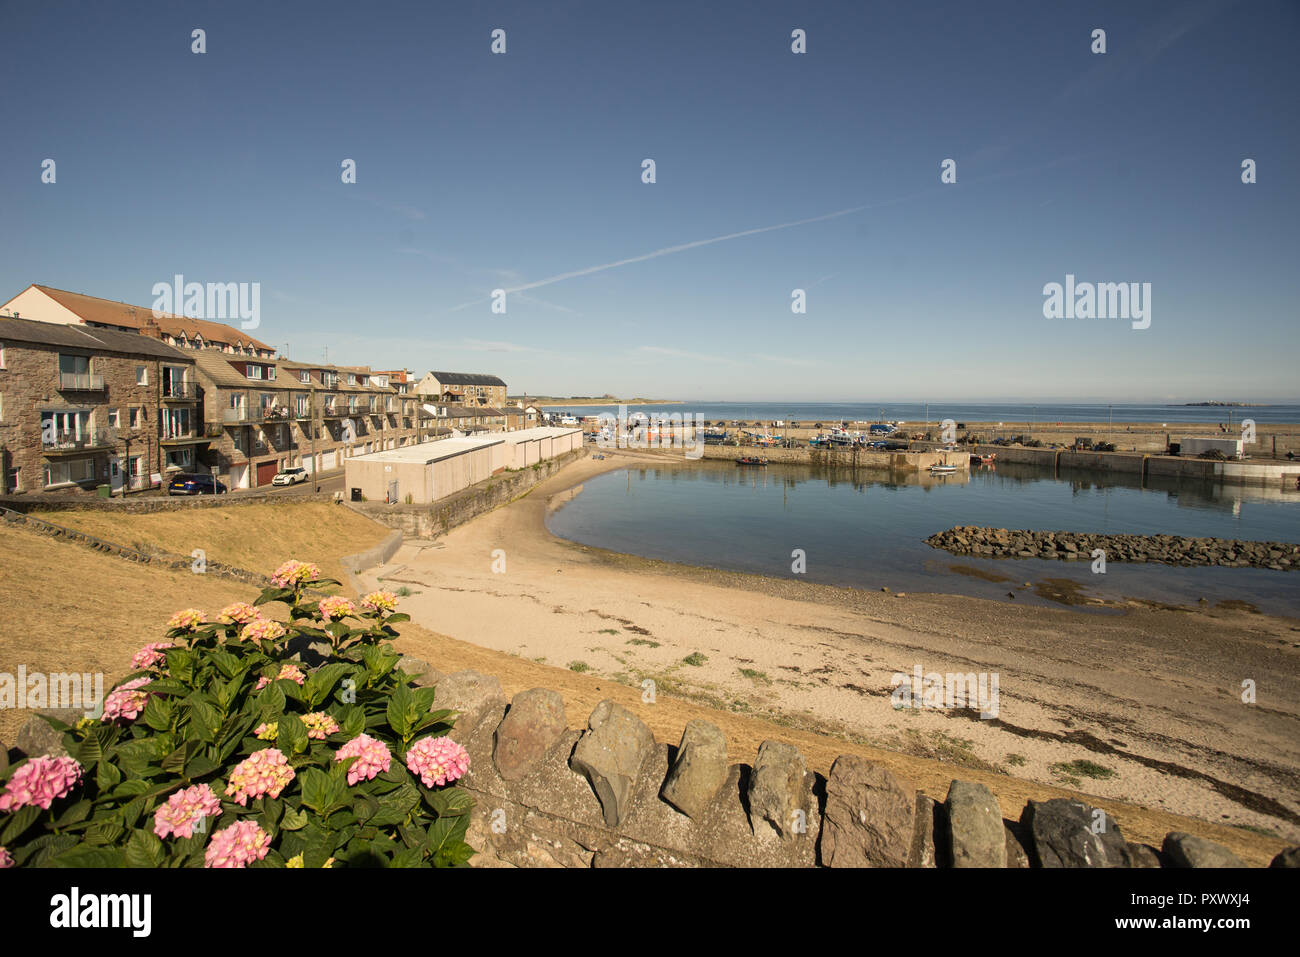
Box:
[153,783,222,840]
[0,756,83,811]
[318,596,356,621]
[217,601,260,625]
[360,590,398,614]
[225,748,296,806]
[334,734,391,785]
[255,662,306,690]
[241,618,287,645]
[302,712,340,740]
[254,721,278,741]
[405,735,470,788]
[166,608,206,632]
[101,676,152,724]
[0,845,12,868]
[203,820,271,868]
[131,642,174,671]
[271,560,321,589]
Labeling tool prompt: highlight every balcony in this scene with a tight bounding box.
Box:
[161,381,198,400]
[43,429,116,453]
[321,405,343,418]
[57,372,105,391]
[160,429,206,446]
[262,406,292,422]
[224,407,260,424]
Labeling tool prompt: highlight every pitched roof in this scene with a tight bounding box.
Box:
[423,371,507,387]
[0,316,193,361]
[30,285,277,353]
[191,350,289,390]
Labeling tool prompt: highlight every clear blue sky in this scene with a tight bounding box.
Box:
[2,0,1296,403]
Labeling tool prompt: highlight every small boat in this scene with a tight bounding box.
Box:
[928,464,958,474]
[736,456,769,466]
[970,453,997,466]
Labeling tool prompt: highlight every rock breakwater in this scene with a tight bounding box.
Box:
[926,526,1299,570]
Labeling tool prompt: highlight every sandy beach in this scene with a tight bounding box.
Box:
[359,449,1300,842]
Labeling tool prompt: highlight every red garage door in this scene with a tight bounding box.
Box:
[256,461,278,487]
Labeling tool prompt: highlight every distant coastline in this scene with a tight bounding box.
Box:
[1179,402,1267,407]
[514,397,681,407]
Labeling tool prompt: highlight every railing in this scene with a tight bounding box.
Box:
[162,381,197,399]
[42,429,116,451]
[57,372,105,391]
[224,407,261,424]
[161,429,199,442]
[262,406,291,421]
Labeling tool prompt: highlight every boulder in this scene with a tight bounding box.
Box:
[819,755,916,867]
[1021,798,1131,867]
[1162,832,1246,868]
[1005,824,1031,869]
[493,689,567,781]
[397,656,443,688]
[570,700,656,827]
[908,795,938,868]
[747,741,809,841]
[944,780,1006,867]
[660,720,729,821]
[1269,846,1300,868]
[16,709,82,758]
[433,670,507,747]
[1127,843,1163,868]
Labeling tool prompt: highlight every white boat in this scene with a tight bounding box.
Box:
[928,464,958,474]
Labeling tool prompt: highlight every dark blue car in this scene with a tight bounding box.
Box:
[168,473,227,496]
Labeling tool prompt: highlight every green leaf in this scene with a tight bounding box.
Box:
[53,797,93,829]
[281,807,309,831]
[305,663,353,708]
[339,706,365,738]
[257,681,287,717]
[51,846,126,867]
[141,695,173,732]
[423,787,475,817]
[386,683,415,737]
[164,647,196,684]
[124,828,165,868]
[96,757,123,791]
[276,713,310,755]
[0,804,42,844]
[298,767,347,816]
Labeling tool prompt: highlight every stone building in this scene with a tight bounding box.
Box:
[416,371,508,410]
[0,316,200,495]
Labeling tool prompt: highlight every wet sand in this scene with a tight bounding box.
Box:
[358,449,1300,842]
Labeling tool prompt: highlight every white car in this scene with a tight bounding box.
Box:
[271,467,308,486]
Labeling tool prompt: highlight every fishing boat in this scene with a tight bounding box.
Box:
[970,452,997,465]
[736,456,769,466]
[928,463,958,474]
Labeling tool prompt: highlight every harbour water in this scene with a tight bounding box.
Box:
[546,461,1300,615]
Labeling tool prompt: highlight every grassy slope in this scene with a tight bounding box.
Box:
[30,502,388,584]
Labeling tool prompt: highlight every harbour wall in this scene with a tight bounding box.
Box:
[965,445,1300,488]
[694,445,968,471]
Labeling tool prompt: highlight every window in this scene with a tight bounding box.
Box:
[5,466,19,494]
[300,371,311,384]
[136,366,148,385]
[162,407,191,439]
[247,365,263,380]
[232,429,247,454]
[347,374,357,385]
[128,456,144,490]
[266,366,275,381]
[0,341,6,368]
[44,457,96,487]
[166,448,193,470]
[129,407,144,428]
[107,409,120,428]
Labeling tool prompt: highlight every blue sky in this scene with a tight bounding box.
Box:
[2,0,1296,402]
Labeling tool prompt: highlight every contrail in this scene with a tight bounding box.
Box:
[444,155,1086,313]
[444,190,929,312]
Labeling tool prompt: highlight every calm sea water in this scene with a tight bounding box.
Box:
[550,402,1300,426]
[546,462,1300,615]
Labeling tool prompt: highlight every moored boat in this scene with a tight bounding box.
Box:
[736,456,769,466]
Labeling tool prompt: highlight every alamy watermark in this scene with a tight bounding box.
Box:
[151,274,261,330]
[1043,274,1150,330]
[1,666,104,717]
[595,405,706,459]
[890,665,999,719]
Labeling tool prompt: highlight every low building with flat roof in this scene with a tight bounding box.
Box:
[344,435,504,504]
[500,426,582,468]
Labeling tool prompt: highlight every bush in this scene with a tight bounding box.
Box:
[0,561,475,868]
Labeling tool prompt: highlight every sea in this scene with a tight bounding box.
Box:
[548,402,1300,426]
[545,459,1300,616]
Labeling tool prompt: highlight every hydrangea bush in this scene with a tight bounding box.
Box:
[0,561,474,868]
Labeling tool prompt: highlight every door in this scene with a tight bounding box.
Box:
[109,456,124,493]
[256,461,278,486]
[229,463,249,490]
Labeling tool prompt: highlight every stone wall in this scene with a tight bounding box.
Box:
[692,445,967,471]
[349,448,589,539]
[413,665,1292,869]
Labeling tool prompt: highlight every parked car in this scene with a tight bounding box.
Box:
[168,473,227,496]
[272,467,309,486]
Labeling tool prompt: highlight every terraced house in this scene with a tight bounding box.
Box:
[415,371,510,433]
[0,316,200,495]
[192,355,431,489]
